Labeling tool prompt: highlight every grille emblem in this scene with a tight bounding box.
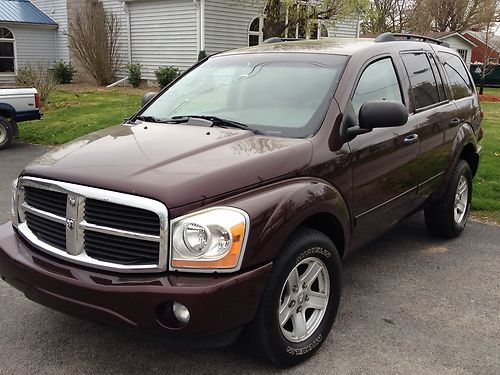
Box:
[66,218,75,231]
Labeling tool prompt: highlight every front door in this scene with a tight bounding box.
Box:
[348,56,420,248]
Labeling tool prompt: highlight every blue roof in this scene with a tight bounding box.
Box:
[0,0,57,26]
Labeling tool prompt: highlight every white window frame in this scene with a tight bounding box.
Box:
[0,27,16,76]
[248,16,264,46]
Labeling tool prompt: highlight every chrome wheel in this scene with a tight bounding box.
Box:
[0,123,6,144]
[454,175,469,224]
[278,257,330,343]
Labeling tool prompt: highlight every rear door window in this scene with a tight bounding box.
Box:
[401,52,441,110]
[438,52,473,100]
[352,58,403,115]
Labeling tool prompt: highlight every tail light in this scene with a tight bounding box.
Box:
[34,93,40,109]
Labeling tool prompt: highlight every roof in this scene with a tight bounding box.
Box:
[0,0,57,26]
[424,31,477,47]
[463,30,500,51]
[220,38,376,57]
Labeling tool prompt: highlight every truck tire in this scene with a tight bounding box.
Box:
[245,228,342,367]
[424,160,472,238]
[0,118,13,150]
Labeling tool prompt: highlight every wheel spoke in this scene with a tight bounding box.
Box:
[300,261,322,286]
[279,303,293,326]
[287,268,300,291]
[305,291,328,311]
[457,180,468,195]
[292,311,307,339]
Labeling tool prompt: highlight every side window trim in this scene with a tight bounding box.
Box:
[427,53,448,102]
[400,50,449,114]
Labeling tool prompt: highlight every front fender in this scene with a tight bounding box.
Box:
[212,178,351,269]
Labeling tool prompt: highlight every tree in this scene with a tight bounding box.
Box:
[477,23,500,94]
[256,0,366,40]
[361,0,411,34]
[67,1,121,86]
[407,0,499,32]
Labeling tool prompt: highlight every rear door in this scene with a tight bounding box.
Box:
[399,51,457,199]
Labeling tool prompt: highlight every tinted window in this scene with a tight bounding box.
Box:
[352,58,402,115]
[401,53,440,109]
[438,52,473,100]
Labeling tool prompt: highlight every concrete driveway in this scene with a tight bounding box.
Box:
[0,143,499,375]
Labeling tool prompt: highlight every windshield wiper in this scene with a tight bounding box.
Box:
[172,115,262,134]
[134,115,189,124]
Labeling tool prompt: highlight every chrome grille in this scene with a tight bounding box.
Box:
[85,199,160,235]
[15,177,169,273]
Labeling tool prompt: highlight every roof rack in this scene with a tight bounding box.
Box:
[374,32,451,48]
[263,37,303,44]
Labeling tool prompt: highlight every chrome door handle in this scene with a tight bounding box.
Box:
[403,133,419,145]
[449,118,462,127]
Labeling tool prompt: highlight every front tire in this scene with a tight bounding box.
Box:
[246,228,342,367]
[424,160,472,238]
[0,118,13,150]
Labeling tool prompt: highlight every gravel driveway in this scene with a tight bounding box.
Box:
[0,143,499,375]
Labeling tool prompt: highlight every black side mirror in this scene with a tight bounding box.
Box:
[141,92,158,107]
[359,100,408,129]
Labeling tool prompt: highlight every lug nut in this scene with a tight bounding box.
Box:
[305,295,309,302]
[302,282,307,289]
[292,285,299,293]
[297,306,302,313]
[289,300,296,308]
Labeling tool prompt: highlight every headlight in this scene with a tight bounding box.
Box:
[11,178,19,226]
[170,207,249,272]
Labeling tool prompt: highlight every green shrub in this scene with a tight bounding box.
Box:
[198,50,207,61]
[16,63,57,107]
[127,62,142,87]
[154,66,180,88]
[53,60,76,84]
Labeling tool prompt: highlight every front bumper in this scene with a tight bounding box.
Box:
[0,223,271,345]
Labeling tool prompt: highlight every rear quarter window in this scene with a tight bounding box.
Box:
[438,52,473,100]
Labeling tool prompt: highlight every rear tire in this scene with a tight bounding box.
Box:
[245,228,342,367]
[0,118,13,150]
[424,160,472,238]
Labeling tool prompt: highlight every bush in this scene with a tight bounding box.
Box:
[127,62,142,87]
[154,66,179,88]
[16,62,57,107]
[198,50,207,61]
[53,60,76,84]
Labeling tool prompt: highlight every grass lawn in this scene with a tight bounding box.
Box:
[19,88,143,145]
[16,87,500,223]
[472,101,500,223]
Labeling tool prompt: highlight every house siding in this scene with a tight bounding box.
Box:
[205,0,262,56]
[30,0,69,61]
[0,24,57,84]
[127,0,198,79]
[327,18,358,38]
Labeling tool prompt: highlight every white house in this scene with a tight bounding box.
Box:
[0,0,59,83]
[425,31,477,67]
[30,0,359,83]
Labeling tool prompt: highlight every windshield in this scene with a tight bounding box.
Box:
[139,53,348,138]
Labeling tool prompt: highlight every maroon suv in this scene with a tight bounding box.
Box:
[0,33,483,366]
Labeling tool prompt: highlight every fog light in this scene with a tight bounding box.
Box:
[172,301,190,324]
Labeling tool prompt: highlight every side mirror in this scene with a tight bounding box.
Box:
[359,100,408,130]
[141,92,158,107]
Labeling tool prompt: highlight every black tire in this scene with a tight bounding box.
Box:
[424,160,472,238]
[245,227,342,367]
[0,118,13,150]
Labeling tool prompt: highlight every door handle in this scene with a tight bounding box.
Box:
[403,133,419,146]
[449,118,462,127]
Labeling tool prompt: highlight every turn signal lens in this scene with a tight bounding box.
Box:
[170,207,249,272]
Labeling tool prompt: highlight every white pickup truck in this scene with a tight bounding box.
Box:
[0,88,41,149]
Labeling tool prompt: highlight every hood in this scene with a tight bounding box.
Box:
[23,123,313,209]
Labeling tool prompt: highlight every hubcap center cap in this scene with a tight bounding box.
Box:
[297,292,305,305]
